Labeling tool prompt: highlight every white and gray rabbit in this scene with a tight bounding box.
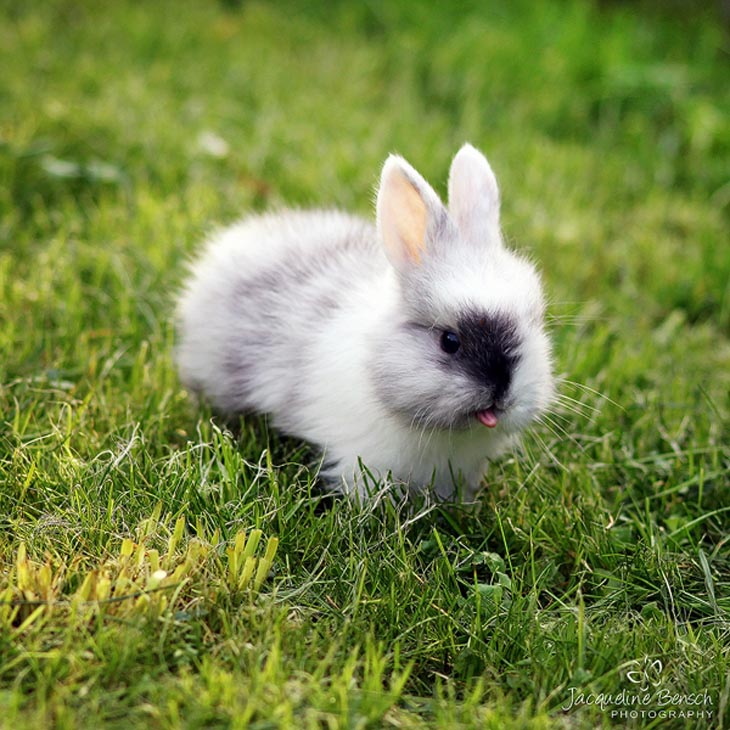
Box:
[176,144,554,501]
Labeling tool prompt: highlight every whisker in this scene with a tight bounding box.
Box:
[551,399,590,419]
[546,314,604,327]
[535,412,565,441]
[552,397,599,422]
[527,427,570,472]
[540,413,587,453]
[543,407,579,427]
[556,392,601,415]
[559,378,622,410]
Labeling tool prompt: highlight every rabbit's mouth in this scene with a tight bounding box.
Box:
[475,408,499,428]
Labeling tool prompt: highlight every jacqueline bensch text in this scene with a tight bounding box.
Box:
[561,686,714,721]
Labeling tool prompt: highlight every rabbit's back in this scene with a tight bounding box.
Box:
[176,210,383,416]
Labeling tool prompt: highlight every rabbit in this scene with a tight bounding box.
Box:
[176,144,554,501]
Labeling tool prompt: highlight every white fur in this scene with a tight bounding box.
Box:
[176,144,554,501]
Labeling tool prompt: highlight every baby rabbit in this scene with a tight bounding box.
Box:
[176,144,553,501]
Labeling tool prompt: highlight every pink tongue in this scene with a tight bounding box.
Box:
[477,409,499,428]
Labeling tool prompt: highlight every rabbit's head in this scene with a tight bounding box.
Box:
[372,144,553,435]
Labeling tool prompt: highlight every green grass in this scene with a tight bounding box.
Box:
[1,0,729,727]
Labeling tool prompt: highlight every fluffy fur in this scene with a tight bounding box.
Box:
[176,144,554,500]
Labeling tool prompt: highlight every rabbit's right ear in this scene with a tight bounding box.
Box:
[376,155,444,272]
[448,143,501,247]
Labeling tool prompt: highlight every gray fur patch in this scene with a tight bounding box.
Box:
[215,215,381,419]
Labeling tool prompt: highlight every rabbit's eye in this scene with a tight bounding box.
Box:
[440,330,461,354]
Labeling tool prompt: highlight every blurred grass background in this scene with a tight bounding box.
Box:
[0,1,729,728]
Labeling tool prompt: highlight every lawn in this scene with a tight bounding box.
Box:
[1,0,729,728]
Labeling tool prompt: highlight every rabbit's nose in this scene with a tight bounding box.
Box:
[456,310,521,399]
[488,357,512,403]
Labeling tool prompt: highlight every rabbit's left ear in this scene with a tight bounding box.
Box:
[448,144,501,247]
[376,154,445,272]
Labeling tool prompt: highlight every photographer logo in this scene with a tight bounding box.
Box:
[562,657,714,721]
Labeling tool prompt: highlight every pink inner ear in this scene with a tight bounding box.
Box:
[395,175,427,263]
[381,171,428,266]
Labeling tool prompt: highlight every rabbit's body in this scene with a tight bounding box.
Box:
[177,145,554,500]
